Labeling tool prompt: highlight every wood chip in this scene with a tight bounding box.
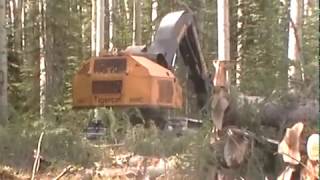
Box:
[278,122,304,165]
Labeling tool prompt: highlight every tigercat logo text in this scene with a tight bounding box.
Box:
[94,96,121,104]
[129,97,144,103]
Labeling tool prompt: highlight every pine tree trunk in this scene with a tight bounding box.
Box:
[14,0,23,55]
[91,0,97,119]
[108,0,113,50]
[236,0,243,87]
[94,0,105,120]
[8,0,14,38]
[210,0,231,137]
[216,0,230,87]
[124,0,130,21]
[151,0,158,41]
[39,0,46,120]
[135,0,142,45]
[25,0,41,109]
[91,0,96,56]
[279,0,289,89]
[132,0,136,45]
[288,0,304,89]
[303,0,313,16]
[44,2,69,119]
[105,0,109,50]
[0,0,8,123]
[79,2,85,58]
[198,0,205,47]
[96,0,105,56]
[21,0,25,60]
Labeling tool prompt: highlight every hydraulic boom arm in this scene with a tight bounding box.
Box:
[148,10,210,108]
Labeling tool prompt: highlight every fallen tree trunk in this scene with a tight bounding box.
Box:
[222,94,318,132]
[261,99,318,128]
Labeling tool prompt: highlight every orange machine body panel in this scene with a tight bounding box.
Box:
[72,55,183,109]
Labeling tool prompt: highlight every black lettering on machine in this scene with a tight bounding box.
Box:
[129,97,143,103]
[94,96,121,104]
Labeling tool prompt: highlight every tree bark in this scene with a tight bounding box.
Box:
[44,1,70,120]
[39,0,46,120]
[303,0,314,16]
[132,0,136,45]
[23,0,41,111]
[217,0,230,87]
[236,0,243,88]
[124,0,130,21]
[197,0,205,48]
[288,0,304,89]
[94,0,106,120]
[217,0,230,61]
[261,99,318,129]
[134,0,142,45]
[91,0,96,56]
[0,0,8,123]
[8,0,14,38]
[79,2,84,58]
[14,0,23,56]
[108,0,113,50]
[104,0,109,50]
[21,0,25,60]
[151,0,158,41]
[211,0,231,136]
[96,0,105,56]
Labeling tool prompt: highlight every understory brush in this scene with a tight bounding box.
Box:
[1,96,316,179]
[0,120,101,170]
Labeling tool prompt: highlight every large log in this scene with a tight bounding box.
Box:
[261,99,318,128]
[225,94,318,129]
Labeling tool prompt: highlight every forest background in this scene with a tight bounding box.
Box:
[0,0,318,179]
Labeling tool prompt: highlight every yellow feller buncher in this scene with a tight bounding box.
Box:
[72,10,229,129]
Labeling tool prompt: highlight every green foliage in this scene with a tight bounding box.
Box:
[7,0,317,121]
[237,0,289,96]
[3,0,319,177]
[0,122,101,169]
[125,122,196,156]
[42,128,100,165]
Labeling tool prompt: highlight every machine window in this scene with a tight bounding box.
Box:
[92,80,122,94]
[94,58,126,73]
[158,80,173,103]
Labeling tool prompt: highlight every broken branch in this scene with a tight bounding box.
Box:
[53,165,73,180]
[31,132,44,180]
[227,127,279,145]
